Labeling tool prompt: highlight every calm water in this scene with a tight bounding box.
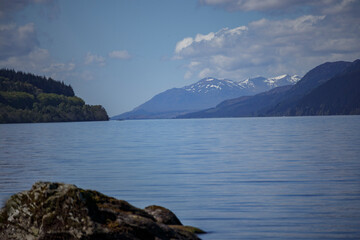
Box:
[1,116,360,239]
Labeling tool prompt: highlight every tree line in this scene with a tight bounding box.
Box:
[0,69,109,123]
[0,69,74,96]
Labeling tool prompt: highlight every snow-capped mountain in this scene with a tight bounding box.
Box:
[240,74,301,90]
[182,75,300,94]
[183,77,247,93]
[265,74,301,87]
[178,60,357,119]
[111,74,301,120]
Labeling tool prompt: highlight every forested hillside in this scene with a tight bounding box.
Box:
[0,69,109,123]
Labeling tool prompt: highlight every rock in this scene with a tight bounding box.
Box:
[144,205,182,225]
[0,182,205,240]
[169,225,207,235]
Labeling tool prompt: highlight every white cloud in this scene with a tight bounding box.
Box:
[189,61,201,68]
[43,62,75,73]
[0,47,77,81]
[175,37,194,54]
[108,50,132,60]
[0,48,49,71]
[84,52,106,66]
[174,9,360,81]
[195,32,215,42]
[198,68,212,79]
[227,26,248,35]
[0,0,77,82]
[175,26,248,60]
[175,31,224,56]
[0,21,78,82]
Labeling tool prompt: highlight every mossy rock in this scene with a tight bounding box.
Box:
[0,182,205,240]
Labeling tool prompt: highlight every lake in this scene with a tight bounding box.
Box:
[1,116,360,239]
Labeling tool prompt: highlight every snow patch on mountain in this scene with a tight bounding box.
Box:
[183,77,242,93]
[265,74,301,87]
[183,75,301,94]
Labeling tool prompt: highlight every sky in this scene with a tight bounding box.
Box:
[1,0,360,116]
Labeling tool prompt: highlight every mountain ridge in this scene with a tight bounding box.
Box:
[112,74,300,120]
[287,59,360,115]
[178,60,358,118]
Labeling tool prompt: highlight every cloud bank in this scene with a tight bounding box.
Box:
[0,0,69,78]
[0,0,132,81]
[0,23,39,60]
[85,52,106,66]
[177,0,360,80]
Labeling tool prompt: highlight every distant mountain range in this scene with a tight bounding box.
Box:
[112,74,300,120]
[178,59,360,118]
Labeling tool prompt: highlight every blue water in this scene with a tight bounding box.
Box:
[1,116,360,239]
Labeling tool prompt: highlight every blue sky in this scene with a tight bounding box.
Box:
[1,0,360,116]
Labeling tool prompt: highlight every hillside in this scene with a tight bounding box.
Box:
[179,85,293,118]
[264,61,352,115]
[0,69,109,123]
[178,60,357,118]
[288,59,360,115]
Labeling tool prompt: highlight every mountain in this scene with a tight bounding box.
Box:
[178,60,354,118]
[178,85,293,118]
[0,69,109,123]
[265,61,352,115]
[288,59,360,115]
[242,74,300,93]
[265,74,301,87]
[112,75,299,120]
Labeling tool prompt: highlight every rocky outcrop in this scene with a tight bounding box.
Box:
[0,182,205,240]
[144,205,182,225]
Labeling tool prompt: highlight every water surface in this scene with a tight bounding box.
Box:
[1,116,360,239]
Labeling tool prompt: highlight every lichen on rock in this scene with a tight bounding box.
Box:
[0,182,205,240]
